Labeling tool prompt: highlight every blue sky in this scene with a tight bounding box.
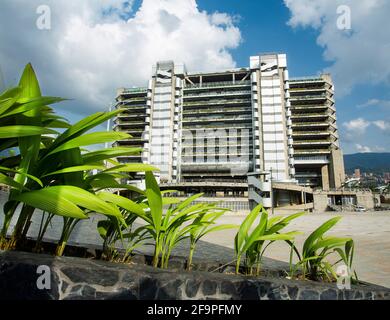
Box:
[0,0,389,154]
[196,0,390,155]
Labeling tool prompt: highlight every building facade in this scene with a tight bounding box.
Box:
[113,54,346,208]
[289,74,345,190]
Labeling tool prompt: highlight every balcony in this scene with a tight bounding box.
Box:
[116,115,146,122]
[289,94,327,101]
[183,115,252,123]
[294,149,331,155]
[185,80,251,90]
[292,131,330,136]
[291,122,329,128]
[184,91,251,100]
[293,141,331,149]
[118,88,147,95]
[183,99,252,107]
[291,113,329,119]
[182,124,252,130]
[294,155,329,165]
[289,77,327,84]
[183,107,252,116]
[117,103,147,110]
[289,87,326,94]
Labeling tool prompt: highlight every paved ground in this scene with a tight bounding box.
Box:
[1,191,389,287]
[199,211,390,288]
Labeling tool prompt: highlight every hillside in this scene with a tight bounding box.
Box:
[344,153,390,174]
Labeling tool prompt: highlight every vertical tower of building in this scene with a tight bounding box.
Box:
[180,67,253,195]
[249,54,295,182]
[147,61,185,184]
[113,87,148,184]
[289,74,345,189]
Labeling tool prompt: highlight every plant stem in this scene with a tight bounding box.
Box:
[236,256,241,274]
[34,212,54,252]
[188,244,195,271]
[55,218,79,257]
[152,241,160,268]
[55,241,67,256]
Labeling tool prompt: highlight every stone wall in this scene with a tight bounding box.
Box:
[1,251,389,300]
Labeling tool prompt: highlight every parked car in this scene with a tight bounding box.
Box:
[355,205,367,212]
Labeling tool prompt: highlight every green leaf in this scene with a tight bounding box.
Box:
[14,185,121,219]
[1,96,65,118]
[46,132,131,157]
[199,224,237,238]
[256,231,302,242]
[12,188,87,219]
[105,163,160,173]
[162,197,182,205]
[42,165,106,177]
[145,172,162,235]
[0,173,28,191]
[97,192,149,223]
[82,147,142,163]
[43,119,71,129]
[13,64,43,189]
[18,63,41,100]
[267,211,305,234]
[303,216,342,256]
[0,166,43,187]
[0,87,21,101]
[0,125,56,138]
[176,193,204,211]
[0,98,16,115]
[311,237,352,252]
[97,220,111,239]
[241,210,268,253]
[235,204,262,254]
[48,109,124,153]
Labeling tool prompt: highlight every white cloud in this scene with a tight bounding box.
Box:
[355,144,372,153]
[0,0,241,116]
[358,99,390,108]
[355,144,385,153]
[284,0,390,96]
[343,118,371,135]
[373,120,390,132]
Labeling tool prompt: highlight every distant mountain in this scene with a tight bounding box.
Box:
[344,153,390,174]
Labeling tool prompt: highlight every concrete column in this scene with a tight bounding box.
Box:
[329,149,345,189]
[321,165,330,191]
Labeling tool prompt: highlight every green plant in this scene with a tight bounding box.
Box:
[98,172,229,268]
[234,205,304,275]
[289,216,357,282]
[187,210,237,270]
[0,63,158,255]
[97,206,150,262]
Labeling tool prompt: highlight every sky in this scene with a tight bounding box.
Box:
[0,0,389,154]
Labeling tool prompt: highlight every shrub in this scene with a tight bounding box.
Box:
[234,204,304,275]
[289,216,358,282]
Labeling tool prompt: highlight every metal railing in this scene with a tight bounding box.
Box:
[184,91,251,99]
[183,98,251,107]
[119,88,148,94]
[185,80,251,89]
